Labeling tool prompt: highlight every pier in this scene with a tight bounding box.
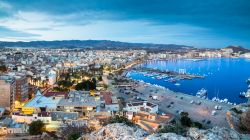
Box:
[132,67,204,80]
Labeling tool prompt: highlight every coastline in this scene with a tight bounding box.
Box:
[126,58,250,104]
[114,77,233,128]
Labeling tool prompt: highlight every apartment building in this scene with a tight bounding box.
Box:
[0,75,15,111]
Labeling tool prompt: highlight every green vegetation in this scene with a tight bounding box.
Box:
[180,112,192,127]
[75,78,97,91]
[231,107,243,114]
[68,132,81,140]
[97,76,102,81]
[57,80,73,88]
[59,124,91,140]
[0,65,7,73]
[53,80,73,91]
[28,120,45,135]
[192,121,203,129]
[102,115,134,127]
[159,121,186,135]
[159,112,203,135]
[103,84,108,89]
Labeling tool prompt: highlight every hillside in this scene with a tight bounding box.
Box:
[225,46,250,54]
[0,40,192,50]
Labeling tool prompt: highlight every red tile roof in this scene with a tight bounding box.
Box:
[100,92,113,105]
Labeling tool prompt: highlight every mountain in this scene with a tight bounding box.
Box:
[0,40,193,52]
[225,46,250,54]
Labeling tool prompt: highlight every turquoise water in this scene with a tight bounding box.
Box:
[127,58,250,104]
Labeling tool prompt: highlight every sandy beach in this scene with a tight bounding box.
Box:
[112,80,233,128]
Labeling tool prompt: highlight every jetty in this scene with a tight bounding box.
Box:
[133,67,204,80]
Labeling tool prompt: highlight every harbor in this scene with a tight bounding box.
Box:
[127,58,250,104]
[131,67,204,81]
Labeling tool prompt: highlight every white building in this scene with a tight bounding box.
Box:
[12,113,52,124]
[124,101,158,114]
[48,69,57,85]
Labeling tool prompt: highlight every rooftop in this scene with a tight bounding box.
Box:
[51,111,78,121]
[0,118,26,128]
[24,90,61,109]
[127,101,157,108]
[100,92,113,105]
[57,90,100,107]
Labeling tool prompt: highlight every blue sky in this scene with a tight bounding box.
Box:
[0,0,250,48]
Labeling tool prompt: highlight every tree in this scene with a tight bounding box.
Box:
[192,121,203,129]
[74,78,98,91]
[90,78,97,90]
[68,132,81,140]
[28,120,45,135]
[180,112,192,127]
[102,115,134,126]
[59,123,91,140]
[159,121,186,135]
[75,82,85,91]
[0,65,7,73]
[98,76,103,81]
[103,84,108,89]
[57,80,72,88]
[240,108,250,132]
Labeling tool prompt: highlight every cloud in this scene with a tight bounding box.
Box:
[0,26,40,38]
[0,0,250,47]
[0,1,11,9]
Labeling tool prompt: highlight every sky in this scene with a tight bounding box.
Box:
[0,0,250,48]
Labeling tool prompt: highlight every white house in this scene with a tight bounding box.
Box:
[12,112,52,124]
[124,101,158,114]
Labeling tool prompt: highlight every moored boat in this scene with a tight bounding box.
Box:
[196,88,207,99]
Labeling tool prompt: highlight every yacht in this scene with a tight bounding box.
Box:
[196,88,207,99]
[175,83,181,86]
[247,78,250,85]
[239,91,250,98]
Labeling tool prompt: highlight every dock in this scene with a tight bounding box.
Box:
[133,67,204,80]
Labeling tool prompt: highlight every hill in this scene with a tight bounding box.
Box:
[0,40,193,52]
[225,46,250,54]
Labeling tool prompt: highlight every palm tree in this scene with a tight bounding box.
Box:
[33,78,38,86]
[42,80,46,87]
[45,76,49,87]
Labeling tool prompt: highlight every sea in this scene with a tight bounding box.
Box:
[127,58,250,104]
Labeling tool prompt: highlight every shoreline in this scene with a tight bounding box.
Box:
[133,79,235,106]
[125,58,250,105]
[114,78,233,128]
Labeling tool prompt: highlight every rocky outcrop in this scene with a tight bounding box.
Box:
[81,123,148,140]
[145,133,190,140]
[186,127,247,140]
[79,123,249,140]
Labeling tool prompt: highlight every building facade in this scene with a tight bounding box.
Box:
[15,74,29,102]
[0,76,15,111]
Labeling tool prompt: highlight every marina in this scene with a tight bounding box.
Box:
[131,67,204,81]
[127,58,250,104]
